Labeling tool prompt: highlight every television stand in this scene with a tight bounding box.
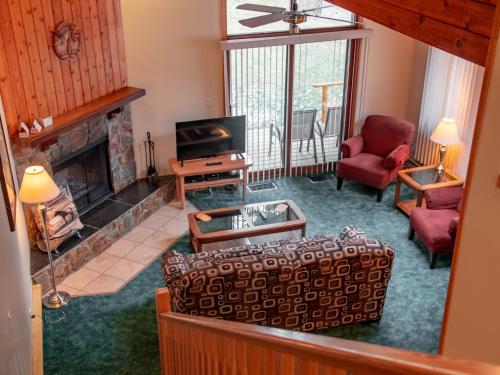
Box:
[169,154,253,209]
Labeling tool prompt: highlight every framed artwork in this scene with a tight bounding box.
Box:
[0,115,15,231]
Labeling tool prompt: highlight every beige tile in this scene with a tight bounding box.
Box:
[57,284,83,297]
[141,213,172,230]
[104,258,145,281]
[62,268,100,290]
[174,211,190,223]
[125,244,164,265]
[123,226,155,243]
[167,199,192,208]
[82,274,126,295]
[167,199,182,208]
[85,252,121,273]
[156,205,182,218]
[142,231,177,250]
[160,218,188,236]
[106,238,138,257]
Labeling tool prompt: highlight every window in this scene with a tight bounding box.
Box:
[226,0,355,37]
[223,1,363,180]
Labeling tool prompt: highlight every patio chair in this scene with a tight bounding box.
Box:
[314,106,343,164]
[268,109,318,165]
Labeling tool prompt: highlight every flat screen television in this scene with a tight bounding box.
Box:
[176,115,246,162]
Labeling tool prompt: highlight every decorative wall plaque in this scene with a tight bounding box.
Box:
[53,21,81,60]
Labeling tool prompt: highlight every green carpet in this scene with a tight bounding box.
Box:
[43,176,450,374]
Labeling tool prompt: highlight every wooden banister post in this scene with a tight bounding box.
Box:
[156,288,172,375]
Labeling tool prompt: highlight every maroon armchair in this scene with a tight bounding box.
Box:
[337,115,416,202]
[409,187,463,268]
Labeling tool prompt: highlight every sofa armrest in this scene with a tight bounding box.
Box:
[340,135,364,158]
[424,187,464,210]
[383,144,410,170]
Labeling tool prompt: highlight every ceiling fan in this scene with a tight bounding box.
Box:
[237,1,360,34]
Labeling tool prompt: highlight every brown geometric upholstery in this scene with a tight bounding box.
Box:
[161,227,394,332]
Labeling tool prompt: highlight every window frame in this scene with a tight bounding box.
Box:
[221,0,363,177]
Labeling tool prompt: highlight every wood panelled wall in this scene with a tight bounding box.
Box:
[0,0,127,136]
[328,0,497,66]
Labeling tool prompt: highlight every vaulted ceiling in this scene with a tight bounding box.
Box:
[328,0,497,66]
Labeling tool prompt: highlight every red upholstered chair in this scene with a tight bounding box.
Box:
[409,187,463,268]
[337,115,416,202]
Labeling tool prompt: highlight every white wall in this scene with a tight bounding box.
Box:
[0,102,32,374]
[356,20,427,129]
[441,33,500,365]
[121,0,225,176]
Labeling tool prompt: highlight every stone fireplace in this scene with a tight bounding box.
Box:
[11,101,176,294]
[13,105,137,245]
[52,138,112,213]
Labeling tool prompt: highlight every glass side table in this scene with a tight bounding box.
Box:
[394,165,464,216]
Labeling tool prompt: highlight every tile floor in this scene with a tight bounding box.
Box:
[57,199,196,297]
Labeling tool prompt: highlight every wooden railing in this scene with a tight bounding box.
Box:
[156,288,500,375]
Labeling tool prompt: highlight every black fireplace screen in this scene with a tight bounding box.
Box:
[52,139,112,214]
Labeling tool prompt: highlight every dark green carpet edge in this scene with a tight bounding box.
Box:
[43,176,450,375]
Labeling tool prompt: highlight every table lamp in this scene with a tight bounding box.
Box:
[19,166,71,309]
[430,118,460,172]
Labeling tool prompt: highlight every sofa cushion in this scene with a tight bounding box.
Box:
[161,244,264,287]
[410,208,458,253]
[338,153,395,189]
[339,225,368,242]
[424,187,463,210]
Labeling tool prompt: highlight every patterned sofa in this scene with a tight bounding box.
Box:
[161,226,395,332]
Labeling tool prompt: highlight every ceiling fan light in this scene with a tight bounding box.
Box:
[290,24,301,34]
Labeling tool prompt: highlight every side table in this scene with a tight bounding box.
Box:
[394,165,464,216]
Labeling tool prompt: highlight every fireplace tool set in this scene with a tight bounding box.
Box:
[144,131,158,182]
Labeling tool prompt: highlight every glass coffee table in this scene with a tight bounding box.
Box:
[188,200,306,253]
[394,165,464,216]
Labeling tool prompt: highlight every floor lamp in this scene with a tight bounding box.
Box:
[19,166,71,309]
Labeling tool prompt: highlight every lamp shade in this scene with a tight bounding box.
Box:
[18,166,60,204]
[430,118,460,146]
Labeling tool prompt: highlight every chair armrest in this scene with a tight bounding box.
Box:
[383,144,410,170]
[424,187,464,210]
[340,135,364,158]
[449,216,460,237]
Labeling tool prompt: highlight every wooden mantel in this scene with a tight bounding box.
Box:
[15,87,145,148]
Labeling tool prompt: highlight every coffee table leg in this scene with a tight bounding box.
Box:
[301,225,306,238]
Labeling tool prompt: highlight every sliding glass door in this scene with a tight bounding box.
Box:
[224,0,358,181]
[291,39,348,175]
[228,46,288,180]
[226,38,351,181]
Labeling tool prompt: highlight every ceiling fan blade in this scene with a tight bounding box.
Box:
[236,4,286,14]
[307,14,363,24]
[239,13,287,28]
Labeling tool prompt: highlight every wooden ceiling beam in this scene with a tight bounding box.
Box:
[381,0,495,38]
[327,0,495,66]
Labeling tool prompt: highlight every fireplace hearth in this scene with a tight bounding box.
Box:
[52,137,112,214]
